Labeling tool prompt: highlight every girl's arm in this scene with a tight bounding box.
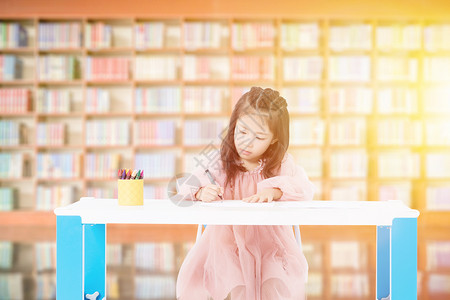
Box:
[175,163,222,201]
[256,153,316,201]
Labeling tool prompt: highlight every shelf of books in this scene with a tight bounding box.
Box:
[1,16,450,299]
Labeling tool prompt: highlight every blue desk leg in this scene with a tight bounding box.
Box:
[84,224,106,300]
[56,216,83,300]
[391,218,417,300]
[377,225,391,300]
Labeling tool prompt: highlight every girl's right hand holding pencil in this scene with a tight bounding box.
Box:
[195,184,224,202]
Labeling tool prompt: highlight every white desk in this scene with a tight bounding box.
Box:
[54,198,420,300]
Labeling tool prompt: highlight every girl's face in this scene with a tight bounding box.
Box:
[234,113,277,163]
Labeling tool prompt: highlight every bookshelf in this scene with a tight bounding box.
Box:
[1,15,450,299]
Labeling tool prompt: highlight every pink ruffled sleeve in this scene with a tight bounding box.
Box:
[175,162,223,201]
[256,153,316,201]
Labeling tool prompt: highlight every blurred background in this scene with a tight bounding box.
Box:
[0,0,450,299]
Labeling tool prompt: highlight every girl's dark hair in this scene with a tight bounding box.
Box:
[220,87,289,193]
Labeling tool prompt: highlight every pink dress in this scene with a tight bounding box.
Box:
[176,153,316,300]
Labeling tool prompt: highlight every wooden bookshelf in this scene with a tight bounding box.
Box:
[1,14,450,300]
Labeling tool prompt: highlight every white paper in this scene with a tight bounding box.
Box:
[200,200,275,208]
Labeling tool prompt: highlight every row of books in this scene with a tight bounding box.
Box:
[0,273,23,300]
[424,24,450,52]
[331,274,369,297]
[35,242,56,272]
[85,57,129,80]
[328,119,366,145]
[330,182,367,202]
[0,55,23,81]
[424,57,450,82]
[37,55,80,81]
[303,243,322,271]
[36,89,71,113]
[36,123,66,146]
[36,185,75,211]
[290,119,325,145]
[306,273,323,297]
[144,185,168,199]
[283,87,321,113]
[232,22,275,50]
[0,153,23,178]
[0,120,24,146]
[291,149,323,178]
[7,118,450,147]
[281,23,320,50]
[183,55,229,80]
[85,22,112,49]
[3,54,450,83]
[84,153,120,179]
[0,241,13,269]
[378,88,418,114]
[232,56,274,81]
[4,86,450,115]
[379,183,412,207]
[86,186,117,199]
[4,240,450,298]
[377,120,422,146]
[0,88,30,113]
[184,87,228,113]
[135,243,175,272]
[3,21,450,52]
[0,22,28,49]
[378,57,418,82]
[329,56,371,82]
[329,24,372,51]
[428,274,450,294]
[329,87,372,114]
[427,187,450,211]
[427,242,450,270]
[135,87,181,113]
[183,119,228,146]
[2,151,450,180]
[377,25,422,51]
[426,154,450,178]
[135,275,176,299]
[135,153,176,179]
[85,120,129,145]
[107,244,123,266]
[424,87,450,114]
[135,22,181,49]
[36,153,80,178]
[330,241,368,269]
[36,274,56,300]
[284,56,323,81]
[0,188,14,211]
[135,120,177,146]
[135,56,178,80]
[38,22,82,49]
[330,151,368,178]
[106,274,120,299]
[184,22,229,50]
[85,88,110,113]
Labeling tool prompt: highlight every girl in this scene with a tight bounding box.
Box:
[176,87,315,300]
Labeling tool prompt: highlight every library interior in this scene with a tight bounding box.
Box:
[1,0,450,299]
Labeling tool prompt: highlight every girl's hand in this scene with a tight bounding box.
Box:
[242,188,282,203]
[195,184,224,202]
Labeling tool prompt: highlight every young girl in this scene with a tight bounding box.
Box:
[175,87,315,300]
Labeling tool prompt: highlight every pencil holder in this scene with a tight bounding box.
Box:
[118,179,144,206]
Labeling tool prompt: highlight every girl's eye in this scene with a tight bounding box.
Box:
[240,130,247,134]
[256,137,264,140]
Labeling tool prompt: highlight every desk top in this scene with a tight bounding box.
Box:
[54,198,420,226]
